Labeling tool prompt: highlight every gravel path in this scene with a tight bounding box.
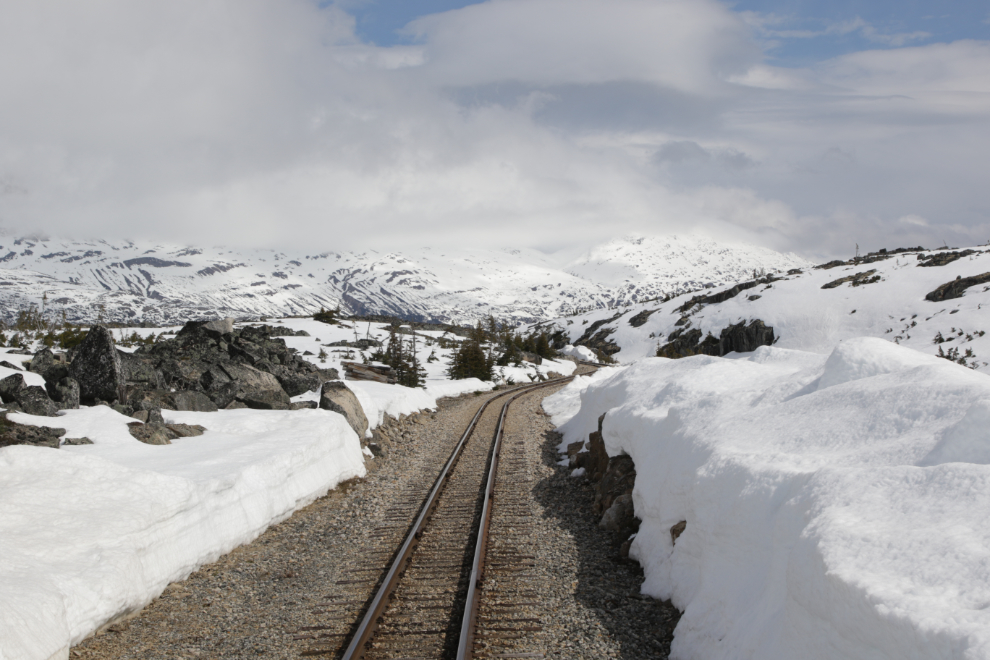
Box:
[72,378,679,659]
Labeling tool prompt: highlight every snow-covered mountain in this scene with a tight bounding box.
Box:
[535,245,990,368]
[0,233,808,326]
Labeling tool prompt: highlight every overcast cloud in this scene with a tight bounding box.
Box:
[0,0,987,259]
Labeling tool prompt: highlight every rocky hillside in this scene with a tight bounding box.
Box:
[0,234,807,326]
[535,246,990,369]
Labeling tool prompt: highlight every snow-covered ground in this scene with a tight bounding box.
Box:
[546,338,990,660]
[537,245,990,369]
[0,405,365,660]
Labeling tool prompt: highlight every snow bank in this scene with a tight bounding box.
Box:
[0,349,45,387]
[557,344,598,362]
[0,406,366,660]
[545,338,990,660]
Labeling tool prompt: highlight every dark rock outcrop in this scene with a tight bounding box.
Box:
[319,381,369,438]
[0,373,26,403]
[45,376,79,410]
[925,272,990,302]
[917,249,979,267]
[657,319,775,359]
[70,325,126,404]
[821,269,880,289]
[572,412,640,540]
[718,319,776,355]
[15,386,59,417]
[628,309,658,328]
[127,422,179,445]
[0,412,64,448]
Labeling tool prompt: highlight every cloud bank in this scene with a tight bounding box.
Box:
[0,0,987,259]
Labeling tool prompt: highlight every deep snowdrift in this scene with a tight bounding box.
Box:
[546,338,990,660]
[0,404,369,660]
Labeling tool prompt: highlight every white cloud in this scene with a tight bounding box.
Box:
[0,0,986,260]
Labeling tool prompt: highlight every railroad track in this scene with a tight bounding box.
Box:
[295,375,580,660]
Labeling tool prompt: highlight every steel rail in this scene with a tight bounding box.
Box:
[339,379,561,660]
[455,376,577,660]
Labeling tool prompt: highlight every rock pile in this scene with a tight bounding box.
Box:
[568,413,639,555]
[1,319,347,448]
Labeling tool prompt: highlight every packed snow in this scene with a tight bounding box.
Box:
[0,405,366,660]
[546,338,990,660]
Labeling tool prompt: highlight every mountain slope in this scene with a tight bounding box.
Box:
[0,234,808,326]
[536,246,990,369]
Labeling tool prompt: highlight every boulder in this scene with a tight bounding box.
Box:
[290,401,318,410]
[594,454,636,516]
[0,360,22,371]
[319,381,369,438]
[15,386,59,417]
[719,319,775,355]
[127,422,178,445]
[130,408,165,424]
[0,413,64,449]
[203,317,234,337]
[171,390,218,412]
[118,352,164,389]
[272,366,323,397]
[69,325,125,404]
[127,389,217,412]
[129,389,178,411]
[586,413,610,482]
[47,377,80,410]
[222,363,290,410]
[28,349,55,377]
[0,373,26,404]
[167,423,206,438]
[599,493,636,534]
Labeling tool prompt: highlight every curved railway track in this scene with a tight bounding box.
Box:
[296,374,583,660]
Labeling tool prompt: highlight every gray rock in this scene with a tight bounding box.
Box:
[69,325,126,404]
[130,408,165,424]
[718,319,775,355]
[63,437,94,446]
[16,386,59,417]
[203,317,234,337]
[171,390,218,412]
[47,377,80,410]
[224,400,248,410]
[272,367,323,397]
[290,401,318,410]
[0,412,63,448]
[319,381,369,438]
[222,363,290,410]
[127,422,178,445]
[167,423,206,438]
[29,349,55,376]
[0,373,26,404]
[119,352,164,389]
[599,493,635,533]
[0,360,22,371]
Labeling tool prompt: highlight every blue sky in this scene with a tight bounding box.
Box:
[349,0,990,65]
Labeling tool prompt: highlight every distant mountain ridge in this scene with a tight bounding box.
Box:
[0,234,809,326]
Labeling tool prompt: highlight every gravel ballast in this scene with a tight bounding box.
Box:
[72,379,679,659]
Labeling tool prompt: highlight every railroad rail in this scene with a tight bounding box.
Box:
[309,375,576,660]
